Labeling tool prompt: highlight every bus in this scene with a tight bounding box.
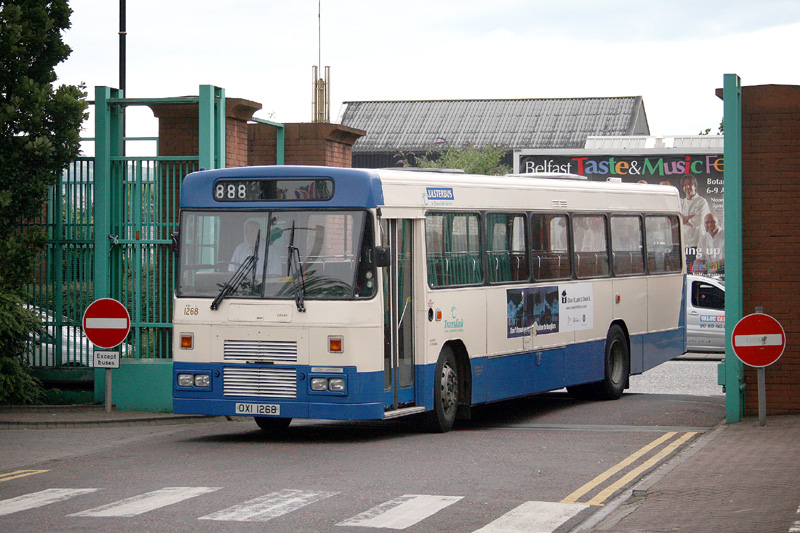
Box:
[172,166,685,433]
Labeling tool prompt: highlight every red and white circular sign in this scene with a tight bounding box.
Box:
[731,312,786,368]
[82,298,131,349]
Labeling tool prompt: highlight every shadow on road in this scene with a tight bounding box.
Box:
[184,391,725,444]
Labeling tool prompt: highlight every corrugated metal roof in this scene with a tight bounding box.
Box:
[339,97,649,153]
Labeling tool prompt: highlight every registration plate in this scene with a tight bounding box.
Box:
[234,403,280,416]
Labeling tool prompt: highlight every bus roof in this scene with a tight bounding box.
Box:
[180,165,680,213]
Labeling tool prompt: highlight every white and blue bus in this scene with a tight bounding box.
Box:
[173,166,685,432]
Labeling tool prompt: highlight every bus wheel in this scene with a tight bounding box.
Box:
[425,347,459,433]
[597,325,630,400]
[254,417,292,431]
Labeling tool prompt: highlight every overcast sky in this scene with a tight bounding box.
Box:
[56,0,800,151]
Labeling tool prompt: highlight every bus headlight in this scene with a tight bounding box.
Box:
[178,373,211,389]
[311,377,329,391]
[310,377,347,394]
[328,378,346,392]
[177,374,194,387]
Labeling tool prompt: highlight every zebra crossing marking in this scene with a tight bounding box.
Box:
[473,501,589,532]
[337,494,463,530]
[199,488,338,522]
[69,486,220,517]
[0,488,98,516]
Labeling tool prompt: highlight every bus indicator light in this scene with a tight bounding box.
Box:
[328,336,343,353]
[180,333,194,349]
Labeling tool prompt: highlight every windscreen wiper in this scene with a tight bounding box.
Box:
[286,221,306,312]
[210,230,261,310]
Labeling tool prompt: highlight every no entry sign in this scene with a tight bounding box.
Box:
[82,298,131,349]
[732,312,786,368]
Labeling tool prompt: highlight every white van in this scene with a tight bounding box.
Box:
[686,275,725,352]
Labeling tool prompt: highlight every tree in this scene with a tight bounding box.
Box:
[699,118,724,136]
[0,0,88,403]
[395,137,511,176]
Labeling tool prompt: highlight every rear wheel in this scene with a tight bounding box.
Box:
[597,325,630,400]
[425,347,459,433]
[254,417,292,431]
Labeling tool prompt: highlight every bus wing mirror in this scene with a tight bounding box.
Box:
[170,231,180,255]
[373,246,391,267]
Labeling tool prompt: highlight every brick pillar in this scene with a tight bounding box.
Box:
[225,99,262,167]
[249,122,365,167]
[147,97,262,235]
[740,85,800,415]
[148,97,261,167]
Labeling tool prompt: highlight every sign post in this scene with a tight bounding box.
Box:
[731,310,786,426]
[82,299,131,414]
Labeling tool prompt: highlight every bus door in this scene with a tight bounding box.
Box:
[383,219,415,410]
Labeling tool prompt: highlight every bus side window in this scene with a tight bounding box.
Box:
[610,215,644,276]
[425,212,482,287]
[530,213,571,280]
[487,213,528,283]
[573,214,609,278]
[425,214,445,287]
[645,215,682,273]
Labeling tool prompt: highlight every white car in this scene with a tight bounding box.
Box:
[685,275,725,352]
[24,307,95,367]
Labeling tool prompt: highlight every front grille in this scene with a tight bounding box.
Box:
[223,367,297,399]
[223,340,298,364]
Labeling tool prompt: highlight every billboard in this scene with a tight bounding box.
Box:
[516,152,725,277]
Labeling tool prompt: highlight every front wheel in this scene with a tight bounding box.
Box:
[425,347,459,433]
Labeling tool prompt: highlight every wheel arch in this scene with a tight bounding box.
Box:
[610,319,631,351]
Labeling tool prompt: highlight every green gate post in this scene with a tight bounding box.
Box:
[199,85,226,170]
[252,117,286,165]
[722,73,745,423]
[93,86,124,405]
[93,86,124,302]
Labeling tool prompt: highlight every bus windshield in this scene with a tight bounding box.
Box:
[177,210,376,303]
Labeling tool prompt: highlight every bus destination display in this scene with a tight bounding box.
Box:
[214,178,333,202]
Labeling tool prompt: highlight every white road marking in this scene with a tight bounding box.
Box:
[69,486,219,517]
[0,488,98,516]
[199,488,337,522]
[473,501,589,533]
[789,505,800,532]
[337,494,463,530]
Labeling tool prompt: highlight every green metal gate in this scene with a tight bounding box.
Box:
[23,85,225,407]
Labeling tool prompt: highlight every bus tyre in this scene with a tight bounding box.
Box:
[425,347,459,433]
[597,325,630,400]
[254,417,292,431]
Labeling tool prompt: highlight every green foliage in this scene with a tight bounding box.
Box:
[396,138,511,176]
[699,118,724,136]
[0,292,45,404]
[0,0,88,403]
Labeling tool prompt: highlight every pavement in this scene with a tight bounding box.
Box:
[0,404,224,429]
[1,403,798,532]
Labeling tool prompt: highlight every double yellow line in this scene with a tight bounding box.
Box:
[561,431,698,507]
[0,470,49,483]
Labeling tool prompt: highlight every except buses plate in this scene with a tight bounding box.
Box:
[235,403,280,416]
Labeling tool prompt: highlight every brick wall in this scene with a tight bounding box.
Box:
[249,122,365,167]
[740,85,800,414]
